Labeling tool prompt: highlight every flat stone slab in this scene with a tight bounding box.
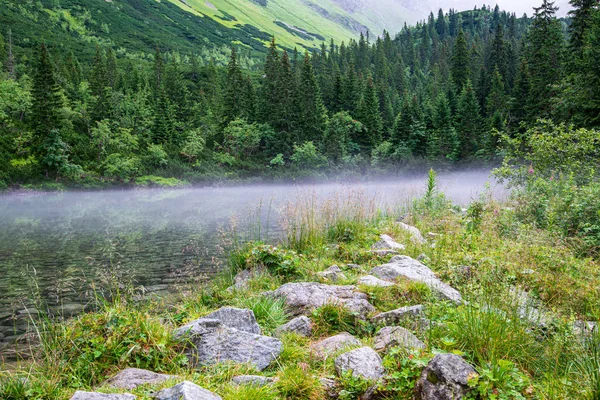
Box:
[71,392,136,400]
[374,326,425,351]
[154,381,221,400]
[269,282,375,318]
[105,368,177,390]
[357,275,395,287]
[175,319,282,371]
[311,332,361,358]
[275,316,312,337]
[371,305,425,326]
[334,347,385,380]
[371,256,462,303]
[318,265,347,282]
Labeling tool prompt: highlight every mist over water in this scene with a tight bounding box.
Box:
[0,170,503,349]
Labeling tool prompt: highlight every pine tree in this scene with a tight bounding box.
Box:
[261,37,281,125]
[524,0,565,117]
[32,44,64,155]
[486,67,507,118]
[153,45,164,94]
[451,29,470,90]
[6,29,15,79]
[428,94,459,160]
[357,75,383,150]
[488,24,508,82]
[296,52,327,144]
[341,64,359,115]
[455,80,482,157]
[0,32,5,71]
[90,46,110,121]
[568,0,599,70]
[436,9,449,39]
[106,48,118,88]
[152,89,174,145]
[511,58,533,124]
[222,47,245,128]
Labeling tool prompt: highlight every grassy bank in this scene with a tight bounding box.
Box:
[1,172,599,399]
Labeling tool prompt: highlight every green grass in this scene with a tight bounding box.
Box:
[2,183,600,399]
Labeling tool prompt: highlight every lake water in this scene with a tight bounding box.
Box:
[0,170,504,355]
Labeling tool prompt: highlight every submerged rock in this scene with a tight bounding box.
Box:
[311,332,361,358]
[154,381,221,400]
[268,282,375,318]
[334,347,385,380]
[370,256,462,304]
[415,353,477,400]
[372,234,405,251]
[70,392,135,400]
[373,326,425,352]
[105,368,177,390]
[275,316,312,337]
[175,314,282,371]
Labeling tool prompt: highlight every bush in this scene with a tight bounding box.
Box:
[245,244,301,278]
[290,141,327,171]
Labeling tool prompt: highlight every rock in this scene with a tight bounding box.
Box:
[318,265,347,282]
[105,368,177,390]
[311,332,361,358]
[269,282,375,318]
[175,319,282,371]
[372,234,405,251]
[231,375,275,387]
[370,256,462,304]
[275,316,312,337]
[55,303,85,317]
[154,381,221,400]
[346,264,361,270]
[573,320,598,336]
[357,275,395,288]
[416,254,431,264]
[369,250,399,257]
[70,392,135,400]
[0,332,4,341]
[415,354,477,400]
[319,378,338,398]
[397,222,427,244]
[334,347,385,380]
[374,326,425,352]
[371,305,425,326]
[202,307,261,334]
[229,268,264,291]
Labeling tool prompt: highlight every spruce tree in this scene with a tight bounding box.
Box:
[261,38,281,125]
[32,44,63,156]
[106,48,118,88]
[451,29,470,90]
[486,67,507,118]
[455,80,482,157]
[568,0,599,69]
[524,0,565,117]
[296,52,327,144]
[222,47,244,128]
[90,46,110,121]
[357,75,384,150]
[428,94,459,160]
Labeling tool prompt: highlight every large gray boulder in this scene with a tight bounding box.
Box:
[370,256,462,303]
[372,234,405,251]
[397,222,426,244]
[268,282,375,318]
[71,393,135,400]
[175,319,282,371]
[203,307,261,334]
[154,381,221,400]
[374,326,425,352]
[415,354,477,400]
[371,305,425,326]
[275,316,312,337]
[311,332,361,358]
[357,275,395,288]
[334,347,385,380]
[105,368,177,390]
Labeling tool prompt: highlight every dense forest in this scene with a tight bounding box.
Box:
[0,0,599,188]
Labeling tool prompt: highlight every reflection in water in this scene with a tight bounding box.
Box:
[0,171,504,353]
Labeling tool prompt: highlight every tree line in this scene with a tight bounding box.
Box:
[0,0,598,187]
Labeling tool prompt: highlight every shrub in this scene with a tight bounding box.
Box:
[245,244,301,278]
[380,348,433,397]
